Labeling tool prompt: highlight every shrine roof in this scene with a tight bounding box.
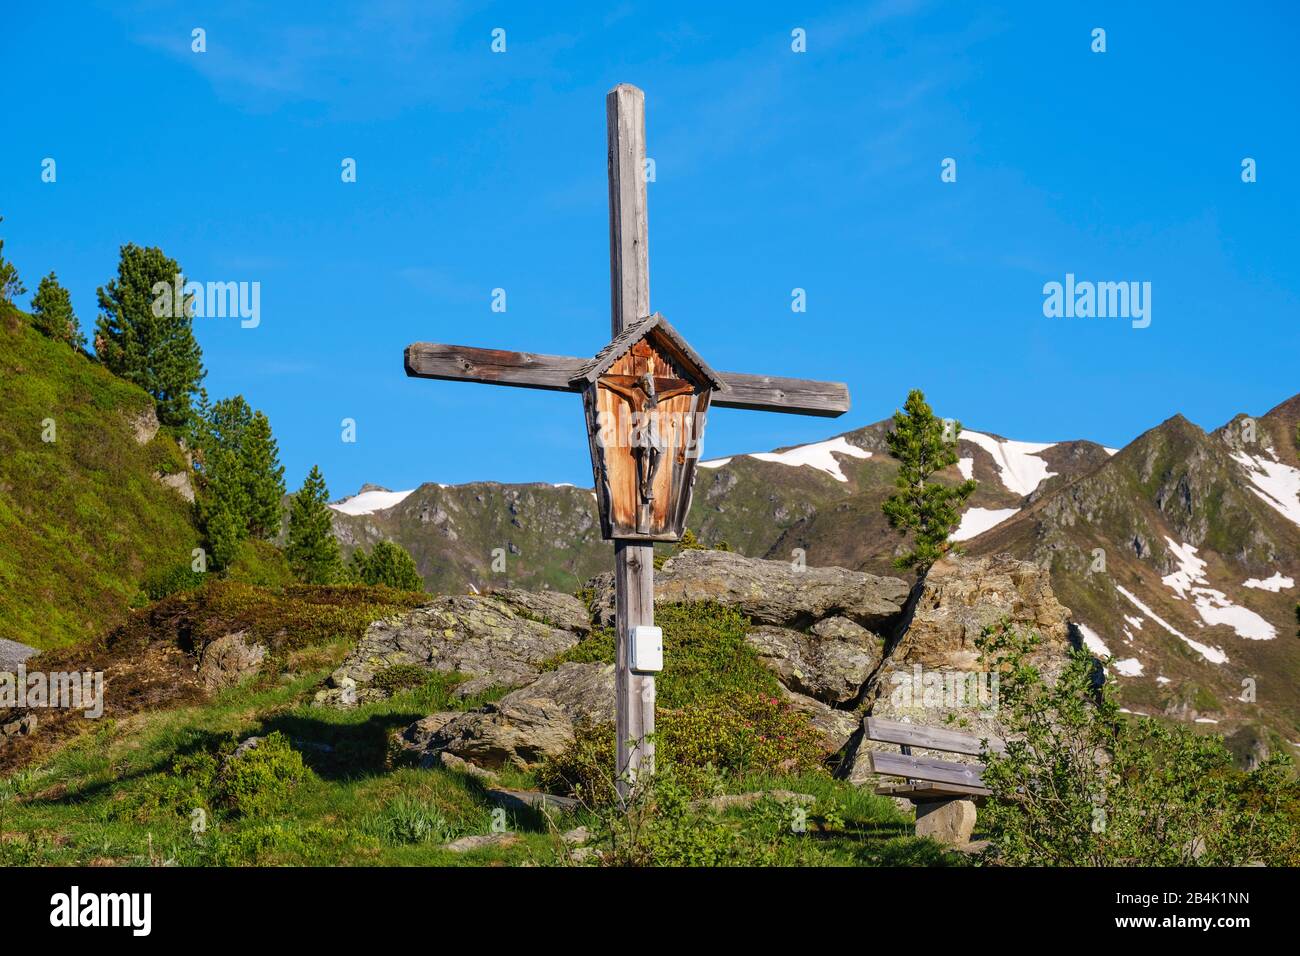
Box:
[570,312,726,390]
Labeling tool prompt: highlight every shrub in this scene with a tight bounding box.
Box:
[222,538,294,589]
[538,721,619,807]
[591,770,833,867]
[213,732,311,818]
[141,562,206,602]
[976,622,1300,866]
[113,748,219,823]
[348,540,424,592]
[371,664,434,695]
[539,693,824,806]
[539,602,827,802]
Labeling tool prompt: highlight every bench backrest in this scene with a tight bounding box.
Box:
[864,717,1005,755]
[864,717,1004,793]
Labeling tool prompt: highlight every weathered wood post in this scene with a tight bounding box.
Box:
[606,83,655,798]
[403,82,851,812]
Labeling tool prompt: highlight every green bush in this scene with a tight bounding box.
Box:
[591,771,833,867]
[540,602,827,803]
[371,664,434,695]
[540,691,825,806]
[976,622,1300,866]
[348,540,424,592]
[141,562,207,602]
[213,732,311,818]
[112,748,219,823]
[222,539,294,589]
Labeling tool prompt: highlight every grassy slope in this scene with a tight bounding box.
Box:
[0,586,951,867]
[0,306,199,649]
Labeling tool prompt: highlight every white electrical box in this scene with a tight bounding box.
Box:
[629,625,663,673]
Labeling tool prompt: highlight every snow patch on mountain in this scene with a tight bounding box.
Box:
[961,431,1056,496]
[957,457,974,480]
[700,437,870,482]
[1115,584,1228,665]
[1232,450,1300,527]
[1243,572,1294,592]
[1077,623,1112,658]
[1113,657,1144,677]
[330,488,415,515]
[951,506,1019,542]
[1160,538,1276,641]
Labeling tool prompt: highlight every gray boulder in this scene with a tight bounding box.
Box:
[317,590,591,706]
[198,631,267,692]
[0,638,38,673]
[411,662,615,770]
[745,616,884,705]
[843,553,1073,784]
[589,549,909,630]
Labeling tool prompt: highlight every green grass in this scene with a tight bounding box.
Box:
[0,307,200,649]
[0,596,956,866]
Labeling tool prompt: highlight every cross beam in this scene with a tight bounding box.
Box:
[403,84,851,803]
[403,342,850,418]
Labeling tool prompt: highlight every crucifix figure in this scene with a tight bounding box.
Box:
[599,343,699,533]
[405,84,850,800]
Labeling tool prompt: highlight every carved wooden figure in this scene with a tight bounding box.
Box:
[572,313,724,540]
[404,84,849,800]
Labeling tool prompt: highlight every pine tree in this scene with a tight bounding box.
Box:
[95,243,205,426]
[243,411,286,538]
[881,389,977,573]
[286,465,343,584]
[0,216,25,305]
[192,395,286,569]
[30,272,86,349]
[350,541,424,591]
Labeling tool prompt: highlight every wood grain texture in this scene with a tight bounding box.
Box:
[406,343,848,417]
[711,370,849,417]
[607,83,655,801]
[614,540,655,798]
[865,717,1006,756]
[403,343,583,391]
[607,84,649,336]
[868,750,987,789]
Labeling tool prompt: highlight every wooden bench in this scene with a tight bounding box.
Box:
[864,717,1004,845]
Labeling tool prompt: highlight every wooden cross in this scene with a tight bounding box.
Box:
[405,84,850,800]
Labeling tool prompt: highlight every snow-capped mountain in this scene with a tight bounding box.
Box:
[329,393,1300,753]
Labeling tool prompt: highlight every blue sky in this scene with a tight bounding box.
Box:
[3,1,1297,496]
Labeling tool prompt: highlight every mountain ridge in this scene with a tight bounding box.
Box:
[331,391,1300,749]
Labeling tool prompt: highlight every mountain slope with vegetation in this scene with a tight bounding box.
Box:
[968,397,1300,746]
[0,305,199,649]
[332,392,1300,748]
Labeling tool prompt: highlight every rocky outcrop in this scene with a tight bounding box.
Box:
[317,590,591,706]
[198,632,267,692]
[374,548,1073,788]
[883,553,1072,675]
[128,405,160,445]
[405,663,615,770]
[153,469,196,503]
[589,549,909,630]
[745,617,884,705]
[0,638,38,672]
[842,553,1073,783]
